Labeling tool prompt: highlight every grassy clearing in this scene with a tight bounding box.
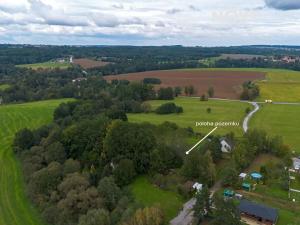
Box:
[17,61,71,70]
[128,97,249,136]
[250,103,300,153]
[0,99,72,225]
[130,176,184,222]
[0,84,10,91]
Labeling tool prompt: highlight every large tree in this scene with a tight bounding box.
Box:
[102,121,156,173]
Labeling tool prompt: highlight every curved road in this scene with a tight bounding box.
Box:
[243,102,260,133]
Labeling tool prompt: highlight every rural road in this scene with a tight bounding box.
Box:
[243,102,259,133]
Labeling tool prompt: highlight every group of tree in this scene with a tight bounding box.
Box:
[155,102,183,114]
[13,95,193,225]
[240,81,260,100]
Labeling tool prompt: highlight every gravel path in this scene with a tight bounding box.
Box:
[243,102,259,133]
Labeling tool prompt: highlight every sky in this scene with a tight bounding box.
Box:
[0,0,300,46]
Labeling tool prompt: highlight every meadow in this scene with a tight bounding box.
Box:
[0,99,72,225]
[17,61,71,70]
[250,103,300,153]
[0,84,10,91]
[128,97,250,136]
[130,176,184,222]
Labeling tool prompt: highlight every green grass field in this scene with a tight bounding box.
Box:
[0,99,72,225]
[130,176,184,222]
[17,61,71,70]
[0,84,10,91]
[250,103,300,153]
[128,97,250,136]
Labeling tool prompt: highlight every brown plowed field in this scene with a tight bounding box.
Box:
[73,58,110,69]
[105,70,265,99]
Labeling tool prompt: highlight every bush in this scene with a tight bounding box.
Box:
[143,78,161,85]
[155,103,183,114]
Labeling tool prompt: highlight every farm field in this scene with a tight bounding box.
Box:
[73,58,110,69]
[17,61,71,70]
[128,97,250,135]
[130,176,184,222]
[105,70,265,99]
[0,99,72,225]
[250,103,300,153]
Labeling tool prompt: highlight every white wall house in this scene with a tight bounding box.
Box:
[220,138,232,153]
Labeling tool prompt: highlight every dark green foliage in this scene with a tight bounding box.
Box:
[78,209,111,225]
[157,87,174,100]
[155,102,183,114]
[181,151,216,187]
[103,121,156,174]
[240,81,260,100]
[113,159,136,186]
[193,186,211,223]
[143,78,161,84]
[207,87,214,98]
[13,128,34,151]
[184,86,196,96]
[98,177,122,211]
[213,197,241,225]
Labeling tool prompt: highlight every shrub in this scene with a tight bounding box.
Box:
[143,78,162,85]
[155,103,183,114]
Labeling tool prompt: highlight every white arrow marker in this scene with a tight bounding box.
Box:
[185,127,218,155]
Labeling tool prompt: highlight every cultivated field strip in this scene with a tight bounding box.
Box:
[0,99,70,225]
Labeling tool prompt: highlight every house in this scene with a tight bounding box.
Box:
[192,182,203,193]
[239,173,247,180]
[223,189,234,198]
[238,200,278,225]
[220,137,233,153]
[292,157,300,171]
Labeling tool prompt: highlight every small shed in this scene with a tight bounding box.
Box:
[242,182,251,191]
[224,189,235,197]
[251,172,263,180]
[239,173,247,180]
[192,182,203,193]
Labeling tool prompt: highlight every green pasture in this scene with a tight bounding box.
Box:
[128,97,250,136]
[130,176,184,222]
[250,103,300,153]
[0,99,72,225]
[17,61,71,70]
[0,84,10,91]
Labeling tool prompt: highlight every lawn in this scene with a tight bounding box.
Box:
[0,99,72,225]
[250,103,300,153]
[17,61,71,70]
[0,84,10,91]
[128,97,250,136]
[130,176,184,222]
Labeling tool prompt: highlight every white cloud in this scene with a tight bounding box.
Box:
[0,0,299,46]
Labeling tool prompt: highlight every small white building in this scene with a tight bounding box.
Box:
[220,138,232,153]
[193,182,203,193]
[292,158,300,171]
[239,173,247,180]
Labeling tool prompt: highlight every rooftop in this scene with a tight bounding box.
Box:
[238,200,278,223]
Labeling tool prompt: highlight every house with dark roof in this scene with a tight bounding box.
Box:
[238,200,278,225]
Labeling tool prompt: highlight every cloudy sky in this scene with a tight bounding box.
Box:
[0,0,300,46]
